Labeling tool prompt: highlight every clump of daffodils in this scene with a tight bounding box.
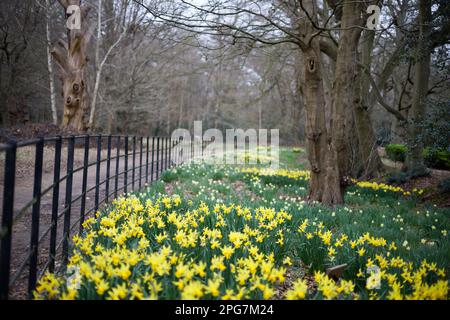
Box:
[241,167,310,181]
[34,192,447,300]
[351,179,424,197]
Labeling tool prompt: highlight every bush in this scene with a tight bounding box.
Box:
[161,170,179,183]
[438,178,450,193]
[385,144,407,162]
[387,171,410,185]
[385,144,450,170]
[423,148,450,170]
[292,147,302,153]
[212,170,224,181]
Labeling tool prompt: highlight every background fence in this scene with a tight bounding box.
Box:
[0,134,204,300]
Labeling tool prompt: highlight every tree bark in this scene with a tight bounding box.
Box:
[331,0,364,192]
[354,29,384,179]
[52,0,93,131]
[404,0,431,176]
[46,0,58,125]
[297,0,342,205]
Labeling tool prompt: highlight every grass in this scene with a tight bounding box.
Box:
[34,148,449,300]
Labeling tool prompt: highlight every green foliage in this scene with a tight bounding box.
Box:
[212,170,225,181]
[384,144,450,171]
[161,169,179,183]
[385,144,407,162]
[423,148,450,170]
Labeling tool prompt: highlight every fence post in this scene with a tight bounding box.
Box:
[169,138,172,168]
[151,137,155,182]
[139,137,143,190]
[124,137,128,194]
[28,137,44,297]
[156,137,160,180]
[132,136,136,191]
[95,135,102,212]
[145,137,149,184]
[0,141,17,300]
[79,135,90,231]
[62,136,75,269]
[115,136,120,198]
[164,138,168,172]
[105,135,112,202]
[176,138,180,165]
[166,138,169,170]
[49,136,62,273]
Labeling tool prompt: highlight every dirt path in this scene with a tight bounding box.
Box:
[0,145,170,299]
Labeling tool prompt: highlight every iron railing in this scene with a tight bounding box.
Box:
[0,134,202,300]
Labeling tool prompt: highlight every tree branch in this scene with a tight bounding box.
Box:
[359,63,407,122]
[50,46,68,73]
[319,38,337,60]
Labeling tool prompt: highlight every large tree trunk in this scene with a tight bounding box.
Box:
[404,0,431,176]
[354,30,384,179]
[324,0,364,203]
[298,0,342,205]
[51,0,92,131]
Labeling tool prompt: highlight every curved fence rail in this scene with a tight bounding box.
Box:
[0,134,203,299]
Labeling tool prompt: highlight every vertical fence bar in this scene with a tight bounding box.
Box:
[0,141,17,300]
[172,139,176,168]
[114,136,120,198]
[175,138,181,164]
[28,137,44,297]
[94,135,102,212]
[169,138,172,168]
[167,138,171,168]
[156,137,160,180]
[124,137,128,194]
[132,136,136,191]
[163,138,167,172]
[177,138,181,165]
[79,135,89,231]
[151,137,155,182]
[162,137,165,172]
[165,138,169,171]
[49,137,62,273]
[179,138,181,165]
[162,138,165,172]
[145,137,149,184]
[139,137,143,189]
[62,136,75,268]
[105,135,112,203]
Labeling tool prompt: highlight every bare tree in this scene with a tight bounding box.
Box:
[51,0,94,131]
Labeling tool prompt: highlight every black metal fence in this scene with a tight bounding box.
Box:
[0,134,191,300]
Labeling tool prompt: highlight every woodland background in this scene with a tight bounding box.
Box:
[0,0,449,204]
